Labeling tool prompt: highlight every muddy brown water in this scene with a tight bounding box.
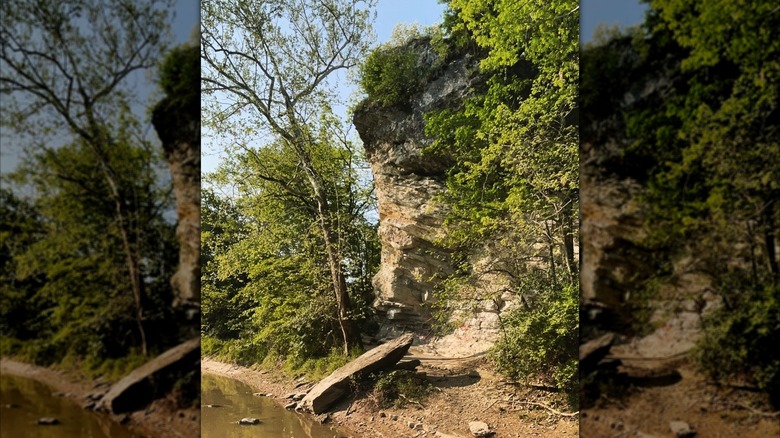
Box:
[202,373,346,438]
[0,374,138,438]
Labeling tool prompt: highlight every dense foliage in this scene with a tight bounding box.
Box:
[356,0,579,399]
[0,138,177,376]
[358,24,450,108]
[424,0,580,398]
[582,0,779,397]
[201,0,380,370]
[200,134,380,372]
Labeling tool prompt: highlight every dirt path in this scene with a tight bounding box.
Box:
[203,350,578,438]
[581,358,780,438]
[0,358,199,438]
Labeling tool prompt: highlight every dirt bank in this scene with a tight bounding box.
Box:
[0,358,199,438]
[581,357,780,438]
[203,349,578,438]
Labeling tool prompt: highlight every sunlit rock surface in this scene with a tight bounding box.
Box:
[353,40,479,326]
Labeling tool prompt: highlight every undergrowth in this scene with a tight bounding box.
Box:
[203,335,361,381]
[366,370,432,409]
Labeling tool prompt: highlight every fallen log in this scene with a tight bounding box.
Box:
[300,333,414,414]
[98,337,200,413]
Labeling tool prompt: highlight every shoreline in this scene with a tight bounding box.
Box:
[201,358,360,436]
[0,357,199,438]
[203,355,578,438]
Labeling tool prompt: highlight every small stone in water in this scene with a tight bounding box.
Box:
[239,417,261,425]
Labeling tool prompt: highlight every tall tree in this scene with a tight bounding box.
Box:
[0,0,173,355]
[3,137,176,363]
[201,0,376,353]
[201,133,378,361]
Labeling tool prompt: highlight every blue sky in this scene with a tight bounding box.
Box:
[0,0,199,177]
[201,0,448,174]
[581,0,648,42]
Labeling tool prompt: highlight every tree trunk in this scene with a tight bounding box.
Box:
[303,166,363,354]
[89,127,148,356]
[318,207,363,355]
[764,201,778,282]
[110,182,148,356]
[545,221,557,285]
[561,198,577,281]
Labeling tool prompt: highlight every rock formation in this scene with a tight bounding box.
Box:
[353,40,525,352]
[299,333,414,414]
[152,74,201,311]
[353,40,481,326]
[580,38,718,349]
[98,338,200,414]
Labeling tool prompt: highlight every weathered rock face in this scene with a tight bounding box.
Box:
[580,138,647,312]
[353,41,482,325]
[152,97,201,310]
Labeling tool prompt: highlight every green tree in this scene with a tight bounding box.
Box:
[638,0,780,393]
[200,131,379,365]
[201,0,376,354]
[582,1,780,395]
[0,188,49,352]
[0,0,174,356]
[418,0,579,395]
[1,136,177,368]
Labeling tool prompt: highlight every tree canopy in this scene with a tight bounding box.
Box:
[201,0,379,360]
[582,0,779,396]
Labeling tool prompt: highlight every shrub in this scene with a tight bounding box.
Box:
[367,370,431,409]
[359,45,426,107]
[358,24,448,108]
[158,44,199,106]
[489,281,578,400]
[692,284,780,399]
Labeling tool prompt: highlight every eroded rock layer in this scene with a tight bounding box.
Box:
[152,97,201,309]
[353,41,480,325]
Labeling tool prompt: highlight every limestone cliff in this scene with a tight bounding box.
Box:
[152,94,201,311]
[353,40,524,355]
[353,40,478,326]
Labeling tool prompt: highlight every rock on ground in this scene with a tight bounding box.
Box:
[98,338,200,413]
[670,420,696,437]
[468,421,493,437]
[299,334,414,414]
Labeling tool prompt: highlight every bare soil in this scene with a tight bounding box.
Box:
[0,358,199,438]
[580,357,780,438]
[203,346,578,438]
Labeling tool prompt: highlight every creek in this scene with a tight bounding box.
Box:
[201,373,346,438]
[0,374,138,438]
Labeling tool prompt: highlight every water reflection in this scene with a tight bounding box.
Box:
[0,374,138,438]
[202,373,345,438]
